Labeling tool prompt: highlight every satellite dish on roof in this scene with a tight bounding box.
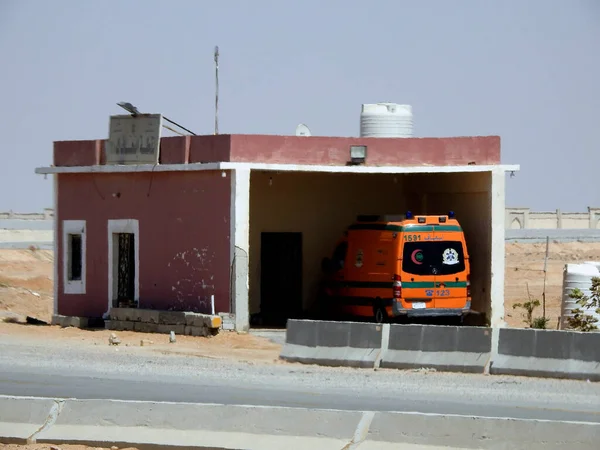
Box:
[295,123,311,137]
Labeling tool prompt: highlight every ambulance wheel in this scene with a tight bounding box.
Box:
[373,301,388,324]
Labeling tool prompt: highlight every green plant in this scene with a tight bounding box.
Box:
[566,276,600,332]
[531,316,550,329]
[512,299,548,328]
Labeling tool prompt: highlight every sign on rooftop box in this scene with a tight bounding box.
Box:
[106,114,162,165]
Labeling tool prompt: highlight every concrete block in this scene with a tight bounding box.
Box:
[190,315,206,327]
[51,314,65,326]
[35,398,362,446]
[380,349,489,373]
[316,321,350,348]
[349,322,383,349]
[158,311,187,326]
[368,410,600,449]
[281,320,380,368]
[105,320,134,332]
[281,344,379,369]
[219,312,236,331]
[497,328,535,357]
[535,329,573,360]
[157,324,185,335]
[387,324,423,351]
[571,331,600,362]
[421,325,458,352]
[222,321,235,331]
[491,327,600,381]
[285,319,318,347]
[184,325,208,337]
[70,316,88,328]
[184,312,198,326]
[489,354,600,381]
[456,326,492,354]
[133,322,159,333]
[139,309,160,324]
[52,315,88,328]
[184,313,221,329]
[109,308,141,322]
[0,396,56,443]
[382,324,491,373]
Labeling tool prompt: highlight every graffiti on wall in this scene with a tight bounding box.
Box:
[167,247,216,312]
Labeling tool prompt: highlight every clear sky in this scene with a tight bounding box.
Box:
[1,0,598,213]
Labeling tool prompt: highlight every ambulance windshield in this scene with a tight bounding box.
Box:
[402,241,466,276]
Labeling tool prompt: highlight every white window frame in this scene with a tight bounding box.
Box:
[62,220,86,295]
[107,219,140,314]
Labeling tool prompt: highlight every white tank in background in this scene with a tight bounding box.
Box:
[359,103,413,138]
[583,261,600,271]
[561,263,600,329]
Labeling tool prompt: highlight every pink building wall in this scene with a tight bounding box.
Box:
[53,134,500,167]
[56,171,231,317]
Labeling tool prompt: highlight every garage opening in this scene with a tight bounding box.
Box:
[248,170,493,329]
[259,232,303,327]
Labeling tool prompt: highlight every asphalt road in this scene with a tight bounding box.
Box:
[1,333,599,423]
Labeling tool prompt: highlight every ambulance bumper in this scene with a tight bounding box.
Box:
[392,300,472,317]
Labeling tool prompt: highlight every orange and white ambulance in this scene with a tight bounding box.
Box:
[320,212,472,323]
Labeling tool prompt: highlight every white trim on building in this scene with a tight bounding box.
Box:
[53,175,58,313]
[35,162,521,176]
[231,168,251,332]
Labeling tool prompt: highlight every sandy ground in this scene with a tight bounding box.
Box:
[0,249,53,323]
[0,320,282,364]
[2,243,600,334]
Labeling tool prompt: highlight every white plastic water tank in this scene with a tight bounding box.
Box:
[561,263,600,329]
[583,261,600,271]
[360,103,413,138]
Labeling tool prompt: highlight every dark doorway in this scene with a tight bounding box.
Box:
[114,233,135,307]
[258,232,303,327]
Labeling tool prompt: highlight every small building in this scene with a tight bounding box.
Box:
[35,129,518,331]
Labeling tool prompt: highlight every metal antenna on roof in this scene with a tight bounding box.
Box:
[214,45,220,135]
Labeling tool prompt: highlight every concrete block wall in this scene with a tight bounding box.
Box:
[4,396,598,449]
[507,207,600,230]
[280,319,384,368]
[281,319,491,372]
[106,308,222,336]
[381,324,491,373]
[490,328,600,381]
[281,319,600,381]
